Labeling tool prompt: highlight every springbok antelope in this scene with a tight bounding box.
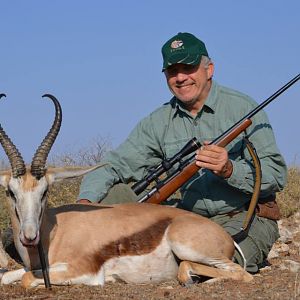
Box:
[0,94,252,288]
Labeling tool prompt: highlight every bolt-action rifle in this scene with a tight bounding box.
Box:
[134,74,300,204]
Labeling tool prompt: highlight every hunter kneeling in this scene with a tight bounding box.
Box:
[78,32,287,275]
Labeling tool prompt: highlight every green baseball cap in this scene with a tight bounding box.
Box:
[161,32,209,71]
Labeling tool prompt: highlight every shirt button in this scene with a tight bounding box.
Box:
[193,120,198,126]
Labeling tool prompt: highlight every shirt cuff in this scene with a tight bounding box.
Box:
[226,159,248,189]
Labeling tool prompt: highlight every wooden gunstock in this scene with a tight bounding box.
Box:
[146,118,252,204]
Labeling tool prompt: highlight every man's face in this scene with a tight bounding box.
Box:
[164,61,214,112]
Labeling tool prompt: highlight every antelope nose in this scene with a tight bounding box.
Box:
[20,226,40,247]
[21,232,40,247]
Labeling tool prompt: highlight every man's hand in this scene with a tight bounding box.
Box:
[195,141,233,178]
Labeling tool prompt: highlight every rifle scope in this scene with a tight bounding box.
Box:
[132,137,201,195]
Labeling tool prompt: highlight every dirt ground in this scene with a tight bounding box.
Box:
[0,215,299,300]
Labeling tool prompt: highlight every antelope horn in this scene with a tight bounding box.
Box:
[31,94,62,179]
[0,94,26,177]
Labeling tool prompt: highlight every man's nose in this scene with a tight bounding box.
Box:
[175,72,188,82]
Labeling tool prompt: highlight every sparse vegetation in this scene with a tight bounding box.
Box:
[49,135,112,166]
[0,143,299,230]
[277,166,300,217]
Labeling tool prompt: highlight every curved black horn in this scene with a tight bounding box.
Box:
[31,94,62,179]
[0,94,26,177]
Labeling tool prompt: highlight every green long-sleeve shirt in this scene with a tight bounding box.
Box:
[78,81,287,217]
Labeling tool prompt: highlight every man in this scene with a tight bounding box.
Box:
[78,32,287,273]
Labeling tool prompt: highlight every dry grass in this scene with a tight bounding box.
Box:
[47,177,82,207]
[0,167,299,231]
[277,167,300,217]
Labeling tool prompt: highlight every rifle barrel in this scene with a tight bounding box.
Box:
[212,73,300,146]
[247,73,300,119]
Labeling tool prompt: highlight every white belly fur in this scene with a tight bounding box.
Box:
[103,233,178,284]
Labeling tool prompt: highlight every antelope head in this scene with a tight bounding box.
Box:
[0,94,99,247]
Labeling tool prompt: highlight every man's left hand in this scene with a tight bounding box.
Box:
[195,141,233,178]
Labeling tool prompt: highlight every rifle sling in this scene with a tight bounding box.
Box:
[232,136,262,243]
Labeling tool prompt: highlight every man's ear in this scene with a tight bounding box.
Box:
[207,62,214,80]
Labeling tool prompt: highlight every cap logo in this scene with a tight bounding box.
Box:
[170,40,183,49]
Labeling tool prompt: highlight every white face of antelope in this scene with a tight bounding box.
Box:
[6,173,49,247]
[0,94,62,247]
[0,165,103,248]
[0,94,103,249]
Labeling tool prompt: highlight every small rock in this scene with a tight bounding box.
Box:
[278,226,293,243]
[280,260,300,273]
[259,266,272,273]
[268,243,290,259]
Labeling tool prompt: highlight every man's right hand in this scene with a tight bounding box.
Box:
[195,141,233,178]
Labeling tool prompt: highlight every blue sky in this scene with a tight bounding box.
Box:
[0,1,299,166]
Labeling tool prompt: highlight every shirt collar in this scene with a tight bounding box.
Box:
[171,80,219,118]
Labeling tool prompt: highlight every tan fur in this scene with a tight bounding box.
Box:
[20,203,251,286]
[21,172,39,191]
[1,170,253,287]
[21,270,38,288]
[45,204,178,275]
[178,260,253,284]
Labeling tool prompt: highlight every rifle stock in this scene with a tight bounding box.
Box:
[145,118,252,204]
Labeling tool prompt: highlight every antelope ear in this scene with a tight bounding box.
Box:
[46,164,107,184]
[0,171,11,188]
